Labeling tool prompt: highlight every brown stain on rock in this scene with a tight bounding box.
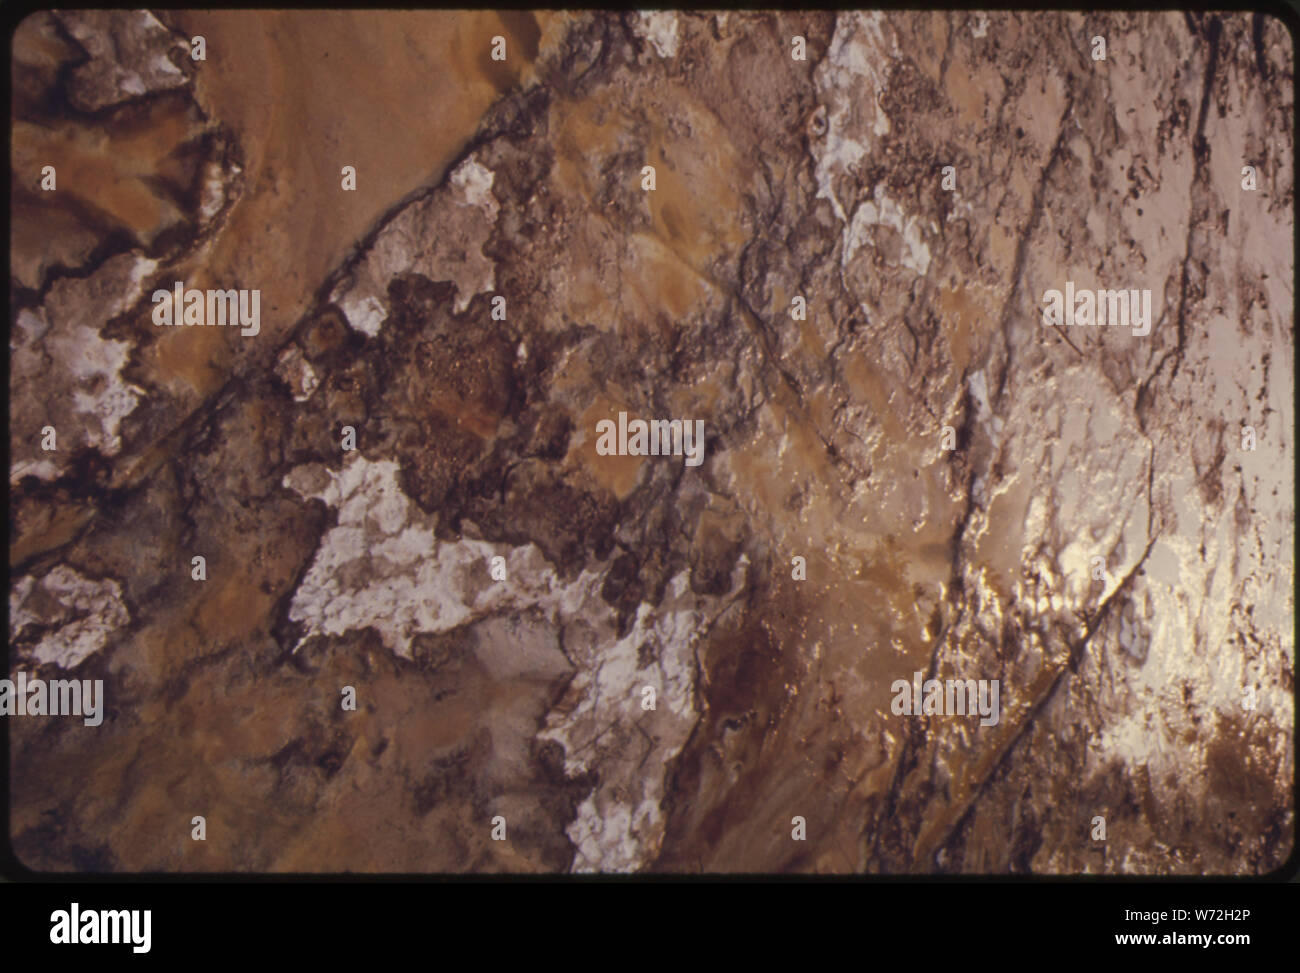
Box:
[156,10,547,397]
[571,397,644,500]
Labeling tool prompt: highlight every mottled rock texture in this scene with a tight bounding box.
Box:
[8,10,1294,874]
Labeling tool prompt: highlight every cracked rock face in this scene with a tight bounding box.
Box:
[8,10,1294,874]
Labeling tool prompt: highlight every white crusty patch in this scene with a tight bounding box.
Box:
[274,345,320,402]
[198,157,240,225]
[56,10,189,110]
[282,455,602,657]
[10,253,157,484]
[966,368,1002,444]
[540,566,739,872]
[811,12,899,223]
[10,566,130,669]
[331,156,500,336]
[545,558,748,873]
[449,158,498,212]
[284,452,737,872]
[633,11,680,59]
[843,185,932,276]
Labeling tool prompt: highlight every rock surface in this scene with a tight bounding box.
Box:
[8,10,1294,873]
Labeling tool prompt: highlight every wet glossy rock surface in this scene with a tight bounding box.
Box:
[8,10,1294,873]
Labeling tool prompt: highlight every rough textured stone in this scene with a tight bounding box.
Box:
[8,10,1293,875]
